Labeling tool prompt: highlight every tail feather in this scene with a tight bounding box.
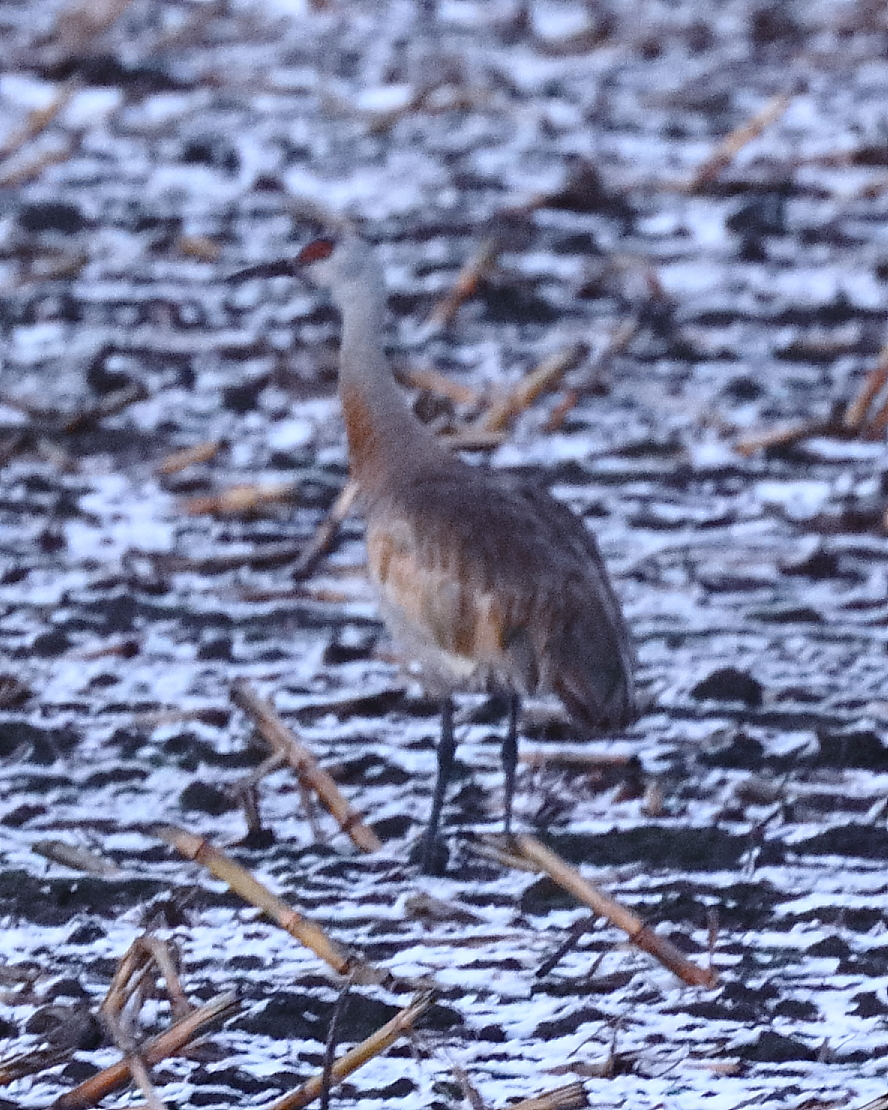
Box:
[549,612,637,731]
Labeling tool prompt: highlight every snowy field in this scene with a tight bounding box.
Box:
[0,1,887,1108]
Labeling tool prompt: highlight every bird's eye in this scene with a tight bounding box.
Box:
[298,238,336,264]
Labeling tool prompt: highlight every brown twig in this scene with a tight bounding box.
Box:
[319,977,353,1110]
[154,825,381,983]
[231,679,382,853]
[156,440,224,476]
[543,389,580,433]
[180,481,300,516]
[176,235,221,262]
[504,1081,589,1110]
[439,427,507,451]
[0,1046,72,1087]
[0,139,78,188]
[520,749,631,768]
[512,834,718,988]
[32,839,122,876]
[734,418,832,457]
[844,361,888,430]
[474,343,587,435]
[0,79,80,164]
[426,238,502,329]
[467,836,539,873]
[155,540,308,575]
[400,366,480,408]
[52,991,238,1110]
[63,380,149,433]
[291,478,360,580]
[864,392,888,440]
[268,992,434,1110]
[685,93,792,191]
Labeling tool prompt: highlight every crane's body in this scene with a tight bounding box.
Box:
[299,234,636,872]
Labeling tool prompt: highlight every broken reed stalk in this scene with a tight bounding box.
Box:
[31,839,121,876]
[686,93,792,191]
[0,78,80,163]
[734,418,832,457]
[154,825,381,984]
[0,141,76,188]
[520,749,631,768]
[543,388,580,433]
[475,343,586,434]
[181,481,300,516]
[231,679,382,853]
[865,393,888,439]
[440,427,506,450]
[426,237,502,329]
[155,440,224,476]
[851,1096,888,1110]
[100,936,192,1110]
[401,366,480,408]
[513,835,718,988]
[504,1081,589,1110]
[292,478,359,580]
[51,991,238,1110]
[0,1047,70,1087]
[843,360,888,430]
[63,380,149,433]
[156,539,308,574]
[268,992,433,1110]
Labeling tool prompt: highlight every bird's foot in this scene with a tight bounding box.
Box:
[410,833,450,876]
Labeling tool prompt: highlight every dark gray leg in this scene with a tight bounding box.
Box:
[502,694,520,837]
[420,696,456,873]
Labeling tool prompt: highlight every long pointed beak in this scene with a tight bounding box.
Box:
[229,258,301,282]
[229,238,335,283]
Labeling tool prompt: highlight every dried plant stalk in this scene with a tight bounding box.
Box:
[0,140,77,188]
[440,428,507,451]
[292,477,360,580]
[520,749,631,768]
[154,825,381,983]
[844,360,888,430]
[63,380,149,433]
[157,539,307,574]
[181,481,300,516]
[32,839,121,876]
[734,419,830,457]
[852,1096,888,1110]
[475,344,586,434]
[864,392,888,439]
[156,440,223,475]
[401,367,480,408]
[426,238,502,329]
[0,1046,71,1087]
[52,991,238,1110]
[514,835,717,987]
[543,389,580,433]
[269,992,433,1110]
[470,836,539,873]
[231,679,382,853]
[505,1080,589,1110]
[177,235,221,261]
[686,93,792,191]
[0,79,79,163]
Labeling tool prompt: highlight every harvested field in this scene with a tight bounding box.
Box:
[0,1,887,1108]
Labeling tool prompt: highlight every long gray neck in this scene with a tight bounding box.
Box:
[336,277,453,500]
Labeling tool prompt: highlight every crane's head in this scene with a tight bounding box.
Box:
[296,234,382,312]
[231,233,384,315]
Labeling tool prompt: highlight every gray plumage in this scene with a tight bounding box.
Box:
[301,232,637,870]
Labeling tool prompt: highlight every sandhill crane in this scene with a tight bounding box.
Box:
[242,233,637,873]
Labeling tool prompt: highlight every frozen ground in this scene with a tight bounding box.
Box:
[0,1,887,1107]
